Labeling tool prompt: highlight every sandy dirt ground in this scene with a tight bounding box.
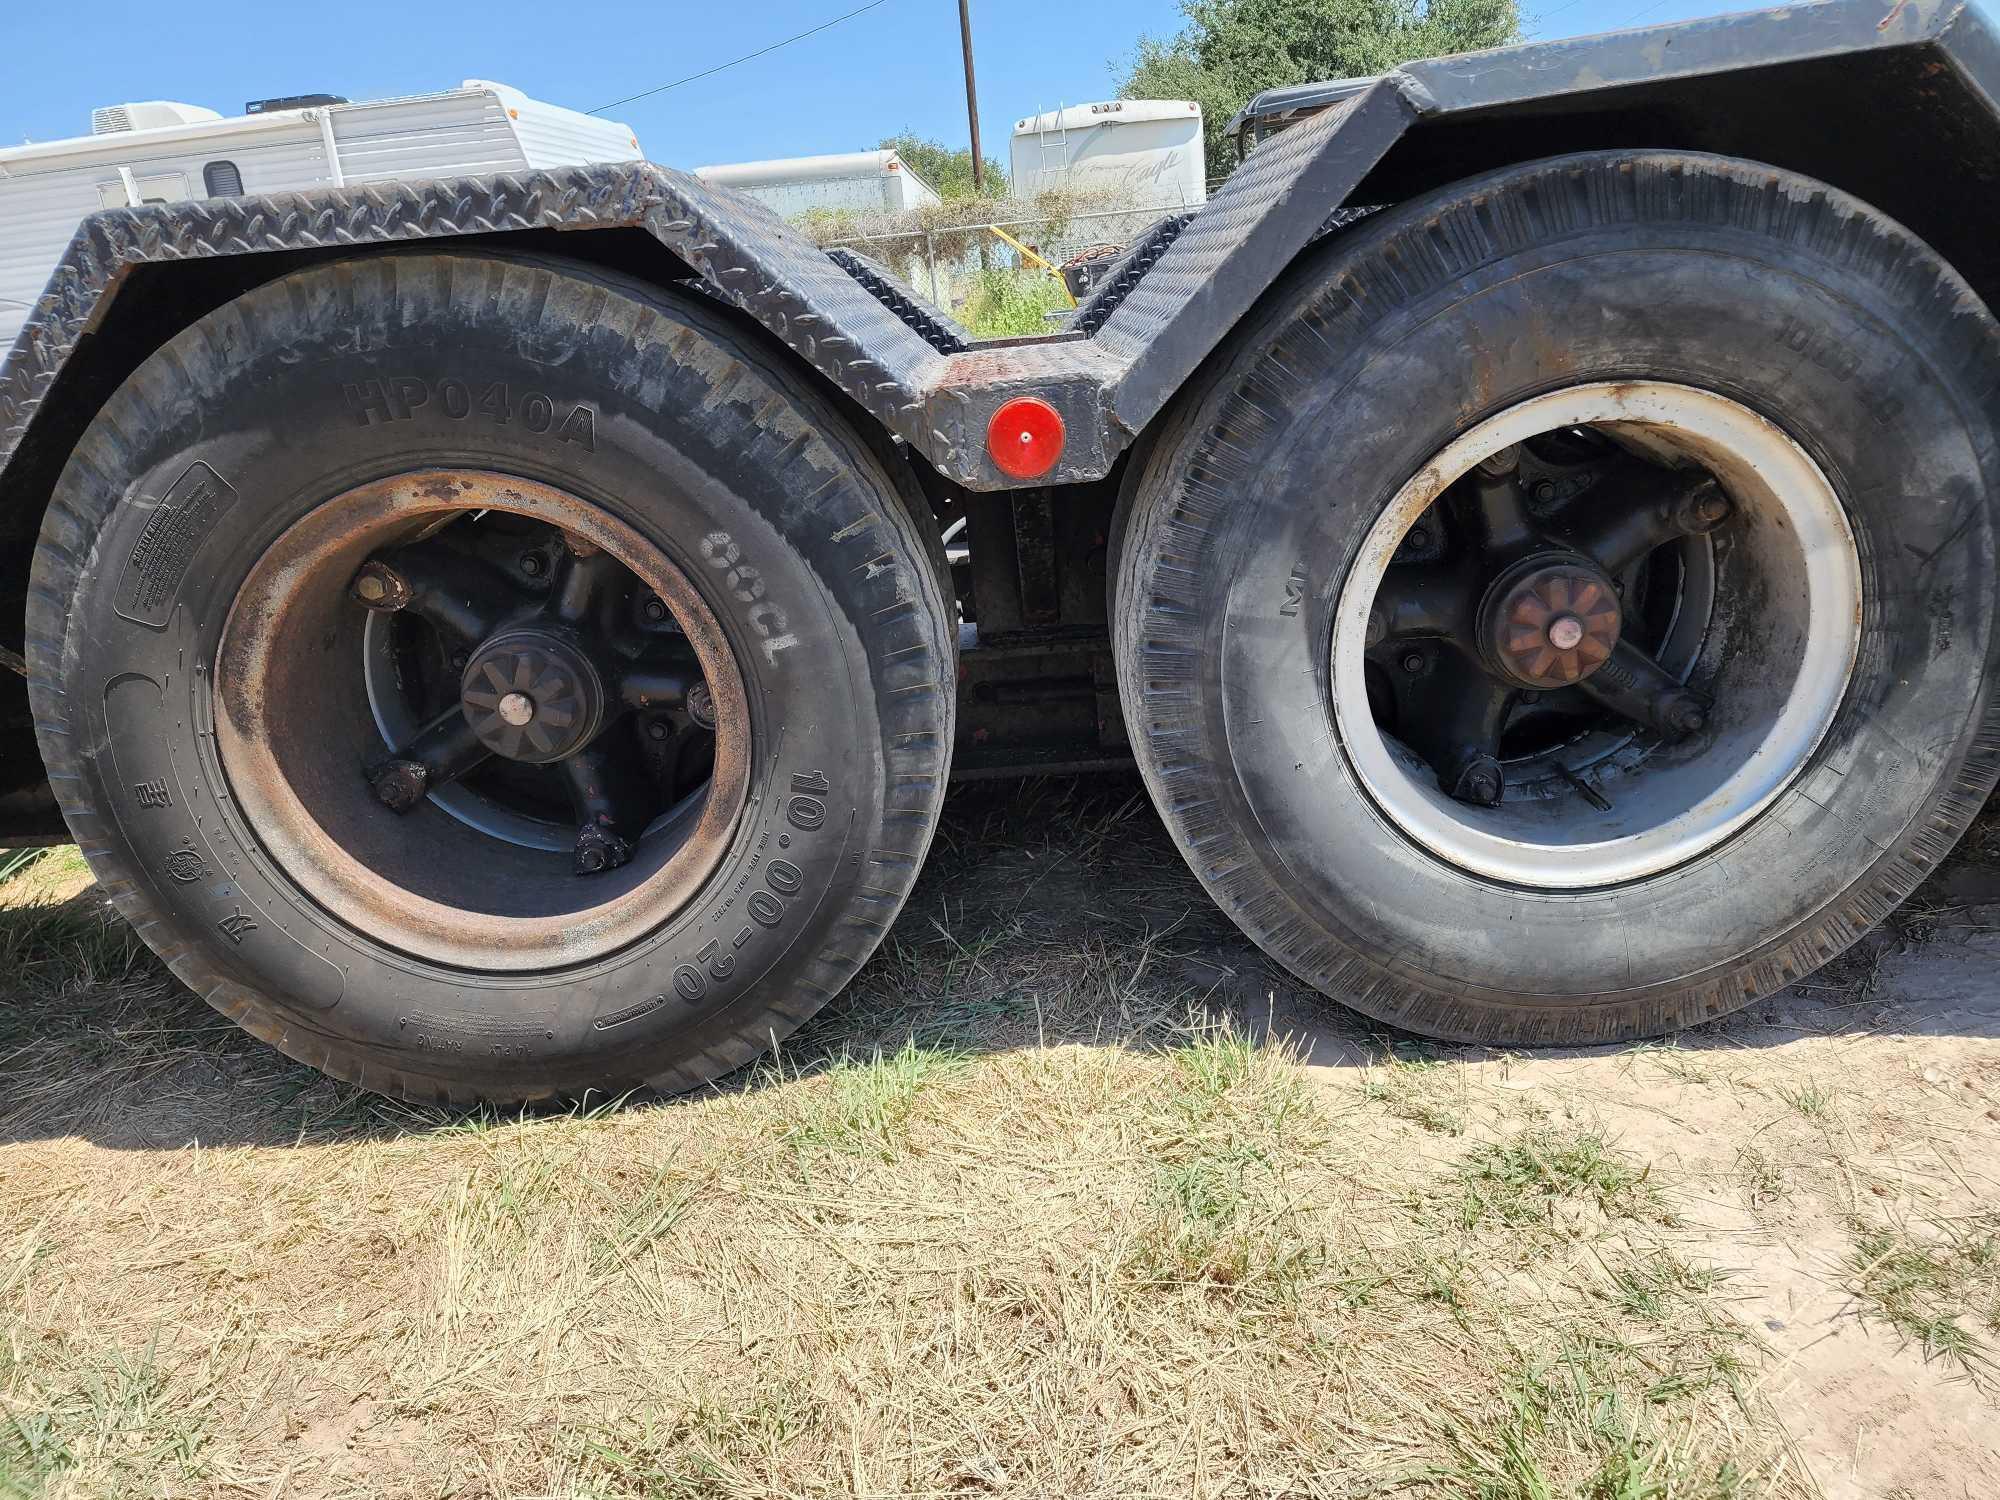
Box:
[1,775,1995,1497]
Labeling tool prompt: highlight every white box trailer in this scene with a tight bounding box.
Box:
[1010,100,1205,210]
[0,82,642,349]
[692,150,942,220]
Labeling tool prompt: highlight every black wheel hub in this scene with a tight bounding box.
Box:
[460,629,606,764]
[1363,441,1733,807]
[347,506,723,876]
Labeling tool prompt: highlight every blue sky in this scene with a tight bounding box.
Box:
[2,0,1750,171]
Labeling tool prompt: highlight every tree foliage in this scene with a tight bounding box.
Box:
[878,132,1009,201]
[1120,0,1520,180]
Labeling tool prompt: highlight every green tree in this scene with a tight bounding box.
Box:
[1120,0,1520,181]
[878,133,1009,201]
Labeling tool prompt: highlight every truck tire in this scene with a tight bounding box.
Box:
[1113,151,2000,1044]
[26,252,954,1102]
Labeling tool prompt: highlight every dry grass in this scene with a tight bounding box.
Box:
[3,778,1997,1497]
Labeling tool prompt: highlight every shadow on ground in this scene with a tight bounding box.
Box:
[5,773,1998,1151]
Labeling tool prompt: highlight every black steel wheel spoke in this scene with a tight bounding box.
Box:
[548,541,621,628]
[618,638,702,712]
[369,541,521,644]
[367,705,491,813]
[1575,639,1710,738]
[1371,563,1472,643]
[1553,463,1732,575]
[1391,653,1515,805]
[562,742,655,874]
[1471,449,1536,553]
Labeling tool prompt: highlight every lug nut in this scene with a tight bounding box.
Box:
[1400,651,1427,675]
[645,719,671,742]
[1667,697,1708,736]
[350,560,411,612]
[1450,755,1504,807]
[368,758,428,814]
[574,824,633,876]
[686,681,716,729]
[1406,527,1431,551]
[643,596,669,623]
[1677,484,1734,533]
[520,552,546,578]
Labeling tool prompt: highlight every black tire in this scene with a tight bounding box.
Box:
[1114,151,2000,1045]
[27,252,954,1102]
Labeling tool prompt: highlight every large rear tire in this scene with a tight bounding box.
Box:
[1114,152,2000,1044]
[27,252,954,1102]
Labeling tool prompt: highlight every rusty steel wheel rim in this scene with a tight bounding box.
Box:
[214,470,751,969]
[1331,383,1861,889]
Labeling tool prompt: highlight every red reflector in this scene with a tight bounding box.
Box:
[987,397,1065,480]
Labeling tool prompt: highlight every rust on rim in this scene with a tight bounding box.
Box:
[212,470,752,971]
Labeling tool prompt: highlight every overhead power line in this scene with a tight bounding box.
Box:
[590,0,894,115]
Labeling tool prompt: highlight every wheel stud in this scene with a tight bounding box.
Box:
[351,560,411,612]
[368,757,429,814]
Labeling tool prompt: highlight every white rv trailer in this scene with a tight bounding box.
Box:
[1010,100,1205,210]
[0,82,642,349]
[692,151,942,221]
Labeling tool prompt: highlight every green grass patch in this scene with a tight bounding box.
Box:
[961,268,1071,337]
[1125,1021,1325,1301]
[0,1340,207,1497]
[778,1039,965,1161]
[1612,1250,1728,1325]
[1456,1128,1652,1231]
[1426,1330,1765,1500]
[1773,1079,1834,1119]
[1845,1213,2000,1378]
[1362,1053,1468,1135]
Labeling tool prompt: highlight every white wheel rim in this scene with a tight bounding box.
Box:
[1332,382,1861,889]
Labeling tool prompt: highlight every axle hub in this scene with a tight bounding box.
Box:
[460,628,606,763]
[1481,558,1622,690]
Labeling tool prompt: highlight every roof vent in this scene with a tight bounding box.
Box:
[246,93,348,114]
[90,101,223,135]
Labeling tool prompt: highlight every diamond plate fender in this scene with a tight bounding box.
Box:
[0,163,951,502]
[8,0,1994,508]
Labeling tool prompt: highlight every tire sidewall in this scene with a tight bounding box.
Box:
[42,253,948,1095]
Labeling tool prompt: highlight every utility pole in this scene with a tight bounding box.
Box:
[958,0,985,194]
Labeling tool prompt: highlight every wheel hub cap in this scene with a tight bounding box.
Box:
[461,628,605,763]
[1482,558,1621,689]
